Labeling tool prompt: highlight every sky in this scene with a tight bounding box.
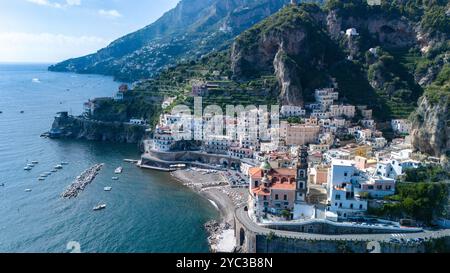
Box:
[0,0,180,63]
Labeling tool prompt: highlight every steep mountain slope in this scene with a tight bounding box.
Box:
[48,0,292,81]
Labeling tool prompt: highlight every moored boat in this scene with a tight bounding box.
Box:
[93,204,106,211]
[104,187,112,192]
[114,167,123,174]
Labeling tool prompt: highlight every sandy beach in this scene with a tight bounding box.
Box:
[171,168,248,252]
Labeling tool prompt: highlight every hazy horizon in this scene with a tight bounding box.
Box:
[0,0,180,63]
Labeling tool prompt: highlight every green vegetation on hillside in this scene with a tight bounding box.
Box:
[370,165,450,224]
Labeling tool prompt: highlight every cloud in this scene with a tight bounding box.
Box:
[98,9,122,18]
[26,0,81,9]
[0,32,110,63]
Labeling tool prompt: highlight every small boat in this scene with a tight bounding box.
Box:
[25,189,32,192]
[40,174,48,178]
[93,204,107,211]
[20,111,24,114]
[104,187,112,192]
[54,165,63,170]
[24,167,32,171]
[61,162,69,165]
[44,172,52,175]
[51,169,58,173]
[0,183,5,187]
[38,177,45,181]
[112,177,119,181]
[31,161,39,165]
[114,167,123,174]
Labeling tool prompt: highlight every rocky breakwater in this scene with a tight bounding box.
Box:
[62,164,104,198]
[49,113,148,144]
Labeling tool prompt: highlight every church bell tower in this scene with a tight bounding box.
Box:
[295,146,308,203]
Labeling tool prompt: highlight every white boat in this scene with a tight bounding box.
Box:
[24,167,32,171]
[112,177,119,181]
[25,189,32,192]
[27,164,35,168]
[54,165,63,170]
[38,177,45,181]
[104,187,112,192]
[114,167,123,174]
[40,174,48,177]
[93,204,106,211]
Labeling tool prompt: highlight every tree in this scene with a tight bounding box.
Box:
[281,210,292,220]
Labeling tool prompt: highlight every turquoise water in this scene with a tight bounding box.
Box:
[0,64,218,253]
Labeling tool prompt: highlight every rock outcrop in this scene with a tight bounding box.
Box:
[51,115,148,145]
[411,96,449,157]
[274,48,303,105]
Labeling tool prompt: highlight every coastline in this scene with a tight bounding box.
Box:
[171,169,248,252]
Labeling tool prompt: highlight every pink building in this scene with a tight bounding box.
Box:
[249,161,297,218]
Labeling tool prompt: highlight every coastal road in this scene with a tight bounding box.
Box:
[236,207,450,243]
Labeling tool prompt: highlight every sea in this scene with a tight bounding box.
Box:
[0,63,218,253]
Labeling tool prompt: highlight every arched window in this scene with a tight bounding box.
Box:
[281,177,288,183]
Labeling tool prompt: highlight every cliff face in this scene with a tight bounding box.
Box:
[411,96,449,157]
[230,3,424,107]
[231,6,332,105]
[52,115,148,144]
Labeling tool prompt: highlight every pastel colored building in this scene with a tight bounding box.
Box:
[249,162,297,218]
[280,121,320,146]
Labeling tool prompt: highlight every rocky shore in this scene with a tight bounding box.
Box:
[171,169,248,252]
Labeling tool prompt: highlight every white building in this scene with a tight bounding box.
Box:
[361,119,376,129]
[346,28,359,37]
[129,119,146,125]
[371,137,387,150]
[203,135,232,155]
[315,88,339,110]
[280,105,306,117]
[375,158,420,179]
[327,160,368,219]
[330,105,356,118]
[391,119,411,134]
[152,126,175,152]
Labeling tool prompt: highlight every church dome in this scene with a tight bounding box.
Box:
[260,160,272,171]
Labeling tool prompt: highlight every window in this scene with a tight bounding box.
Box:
[275,194,279,200]
[344,172,348,177]
[350,203,354,209]
[359,204,363,209]
[335,194,341,200]
[284,195,287,201]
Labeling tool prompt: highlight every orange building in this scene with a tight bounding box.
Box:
[249,161,297,218]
